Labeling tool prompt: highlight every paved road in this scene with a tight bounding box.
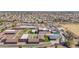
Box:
[0,42,52,48]
[60,31,66,42]
[56,27,66,43]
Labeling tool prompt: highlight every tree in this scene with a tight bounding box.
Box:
[0,28,5,32]
[66,36,75,48]
[12,23,16,28]
[18,45,22,48]
[44,35,49,42]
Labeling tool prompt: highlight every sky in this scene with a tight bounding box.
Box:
[0,0,79,11]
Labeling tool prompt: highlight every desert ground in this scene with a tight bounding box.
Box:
[61,23,79,36]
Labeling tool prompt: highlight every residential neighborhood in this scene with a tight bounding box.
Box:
[0,11,79,48]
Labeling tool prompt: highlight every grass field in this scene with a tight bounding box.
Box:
[61,23,79,36]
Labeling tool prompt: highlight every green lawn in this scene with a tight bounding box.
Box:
[24,29,36,34]
[44,35,50,42]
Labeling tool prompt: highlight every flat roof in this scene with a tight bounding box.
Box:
[39,27,49,31]
[6,39,17,42]
[32,29,37,32]
[21,34,29,39]
[28,34,39,42]
[3,34,18,42]
[4,30,17,33]
[20,26,36,28]
[0,33,4,38]
[5,30,16,32]
[49,34,61,39]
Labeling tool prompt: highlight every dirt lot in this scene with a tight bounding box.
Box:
[61,23,79,36]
